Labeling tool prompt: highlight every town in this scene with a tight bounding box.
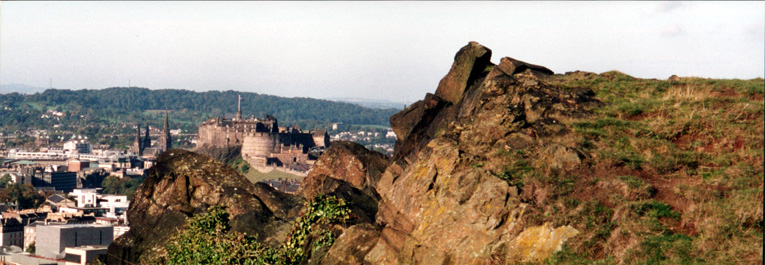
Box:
[0,101,396,263]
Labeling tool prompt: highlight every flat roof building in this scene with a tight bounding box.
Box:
[64,245,108,265]
[35,224,113,259]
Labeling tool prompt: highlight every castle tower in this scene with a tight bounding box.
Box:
[133,124,144,155]
[159,111,172,152]
[235,94,242,121]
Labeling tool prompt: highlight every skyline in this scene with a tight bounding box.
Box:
[1,1,763,102]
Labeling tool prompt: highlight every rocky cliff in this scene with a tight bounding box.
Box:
[106,149,304,264]
[356,42,599,264]
[109,42,763,264]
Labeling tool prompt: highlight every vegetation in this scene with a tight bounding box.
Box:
[159,195,350,264]
[101,176,145,198]
[0,87,397,136]
[505,73,763,264]
[0,174,12,188]
[0,183,45,209]
[228,157,251,175]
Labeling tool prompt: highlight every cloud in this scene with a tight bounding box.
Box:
[661,25,686,37]
[656,1,683,13]
[744,21,765,40]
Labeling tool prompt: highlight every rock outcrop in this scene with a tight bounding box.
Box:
[298,141,389,224]
[110,42,602,265]
[106,149,304,264]
[362,42,599,264]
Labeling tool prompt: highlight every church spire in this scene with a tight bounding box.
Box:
[159,111,172,152]
[133,123,143,155]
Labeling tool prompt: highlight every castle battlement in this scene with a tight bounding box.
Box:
[196,98,329,171]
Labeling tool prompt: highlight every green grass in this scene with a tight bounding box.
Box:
[243,168,303,184]
[524,73,764,264]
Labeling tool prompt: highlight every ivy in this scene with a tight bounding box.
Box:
[160,195,350,264]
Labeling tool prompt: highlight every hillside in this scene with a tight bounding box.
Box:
[107,42,763,264]
[0,88,398,147]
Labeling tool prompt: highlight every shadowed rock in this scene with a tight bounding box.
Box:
[106,149,304,264]
[495,56,554,76]
[299,141,389,225]
[434,41,493,104]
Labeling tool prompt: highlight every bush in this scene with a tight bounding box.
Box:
[161,195,351,264]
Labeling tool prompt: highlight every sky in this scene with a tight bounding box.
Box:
[1,1,763,103]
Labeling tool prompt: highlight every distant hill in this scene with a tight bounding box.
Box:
[0,87,399,134]
[328,97,406,110]
[0,84,47,94]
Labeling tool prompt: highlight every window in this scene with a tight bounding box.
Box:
[64,253,81,263]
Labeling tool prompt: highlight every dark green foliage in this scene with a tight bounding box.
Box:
[636,234,695,264]
[0,183,45,209]
[0,87,398,133]
[161,195,351,265]
[629,200,680,221]
[163,206,268,265]
[101,176,145,198]
[0,174,12,188]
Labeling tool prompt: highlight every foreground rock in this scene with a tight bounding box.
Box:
[106,149,304,264]
[362,42,599,264]
[109,42,601,265]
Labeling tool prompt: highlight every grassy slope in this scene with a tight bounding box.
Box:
[242,168,303,183]
[518,72,763,264]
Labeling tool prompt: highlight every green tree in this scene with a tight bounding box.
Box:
[0,183,44,209]
[0,174,12,188]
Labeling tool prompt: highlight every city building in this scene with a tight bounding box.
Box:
[68,189,129,220]
[64,245,108,265]
[35,224,113,259]
[0,217,23,248]
[63,140,91,155]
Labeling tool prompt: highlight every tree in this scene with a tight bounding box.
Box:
[0,183,45,209]
[0,174,12,188]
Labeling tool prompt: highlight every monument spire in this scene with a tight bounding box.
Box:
[236,94,243,120]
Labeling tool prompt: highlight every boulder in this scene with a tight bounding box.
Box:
[107,149,304,264]
[495,56,554,76]
[298,141,389,224]
[434,41,493,104]
[299,141,389,197]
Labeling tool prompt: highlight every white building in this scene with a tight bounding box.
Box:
[63,140,92,154]
[68,189,129,219]
[70,189,99,208]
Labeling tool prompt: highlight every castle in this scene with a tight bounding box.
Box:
[196,96,329,171]
[133,112,172,156]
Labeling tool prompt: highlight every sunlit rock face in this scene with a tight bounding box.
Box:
[109,42,601,265]
[351,42,599,264]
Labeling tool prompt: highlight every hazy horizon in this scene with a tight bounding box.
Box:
[1,1,763,102]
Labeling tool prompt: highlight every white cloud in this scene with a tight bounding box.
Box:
[660,25,686,37]
[744,21,765,40]
[656,1,683,13]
